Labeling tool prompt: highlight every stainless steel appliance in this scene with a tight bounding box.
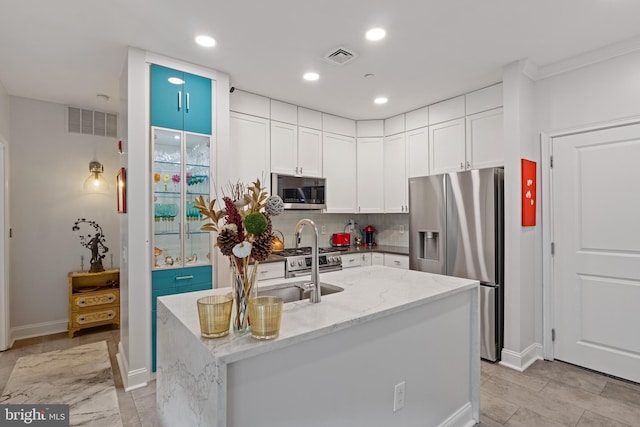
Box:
[271,174,326,210]
[409,168,504,361]
[274,247,343,278]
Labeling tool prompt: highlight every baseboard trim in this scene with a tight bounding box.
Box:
[500,343,543,372]
[117,341,148,392]
[10,319,68,346]
[439,402,475,427]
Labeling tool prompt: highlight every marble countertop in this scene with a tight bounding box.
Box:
[158,266,477,365]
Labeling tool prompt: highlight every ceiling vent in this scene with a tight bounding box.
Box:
[68,107,117,138]
[324,47,358,65]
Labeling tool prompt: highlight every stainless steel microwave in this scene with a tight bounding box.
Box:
[271,174,326,210]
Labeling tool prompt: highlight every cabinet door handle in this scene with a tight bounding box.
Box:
[299,167,302,174]
[175,275,194,281]
[394,260,401,265]
[186,222,190,239]
[178,91,182,111]
[460,162,464,170]
[466,161,471,170]
[186,92,190,112]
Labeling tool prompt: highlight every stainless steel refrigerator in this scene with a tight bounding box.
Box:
[409,168,504,361]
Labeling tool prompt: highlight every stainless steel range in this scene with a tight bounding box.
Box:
[275,247,343,278]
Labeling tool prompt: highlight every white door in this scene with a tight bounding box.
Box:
[553,123,640,382]
[0,140,8,351]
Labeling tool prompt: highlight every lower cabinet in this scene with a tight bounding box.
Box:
[257,261,285,281]
[341,253,363,269]
[383,254,409,270]
[372,253,384,266]
[151,265,212,371]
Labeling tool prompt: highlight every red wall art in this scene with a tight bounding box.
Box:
[521,159,536,226]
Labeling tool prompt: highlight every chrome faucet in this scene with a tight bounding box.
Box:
[294,218,321,303]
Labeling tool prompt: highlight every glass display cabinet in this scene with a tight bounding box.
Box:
[152,127,211,270]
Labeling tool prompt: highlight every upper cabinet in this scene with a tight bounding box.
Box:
[270,122,322,177]
[356,137,384,213]
[406,126,429,178]
[323,133,356,213]
[384,133,408,213]
[429,88,504,174]
[230,112,270,187]
[150,64,212,135]
[429,118,466,174]
[466,107,504,170]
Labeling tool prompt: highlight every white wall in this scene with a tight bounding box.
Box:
[501,60,540,369]
[536,51,640,131]
[9,96,120,340]
[0,80,9,142]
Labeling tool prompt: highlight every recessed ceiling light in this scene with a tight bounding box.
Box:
[195,35,216,47]
[366,28,386,41]
[303,72,320,81]
[168,77,185,85]
[374,97,388,105]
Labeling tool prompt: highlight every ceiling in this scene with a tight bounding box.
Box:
[2,0,640,120]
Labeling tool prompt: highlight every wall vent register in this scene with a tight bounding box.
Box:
[68,106,117,138]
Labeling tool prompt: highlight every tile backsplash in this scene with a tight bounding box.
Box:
[271,212,409,248]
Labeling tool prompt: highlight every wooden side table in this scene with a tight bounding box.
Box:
[68,269,120,337]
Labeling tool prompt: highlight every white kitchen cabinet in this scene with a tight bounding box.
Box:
[356,137,384,213]
[229,90,270,118]
[361,253,372,266]
[466,108,504,169]
[383,133,408,213]
[271,122,322,177]
[297,127,322,177]
[341,253,362,269]
[383,254,409,270]
[270,121,297,175]
[257,262,285,281]
[323,132,357,213]
[406,126,429,178]
[384,114,405,136]
[429,118,466,175]
[372,253,384,266]
[230,112,270,186]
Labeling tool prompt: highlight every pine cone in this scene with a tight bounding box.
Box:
[217,228,239,257]
[251,215,274,262]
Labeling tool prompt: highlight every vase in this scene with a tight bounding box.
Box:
[231,264,258,334]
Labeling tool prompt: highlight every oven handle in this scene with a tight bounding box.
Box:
[286,265,343,278]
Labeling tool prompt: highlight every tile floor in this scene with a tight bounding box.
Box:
[1,327,639,426]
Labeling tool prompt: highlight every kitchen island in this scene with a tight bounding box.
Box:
[156,266,480,427]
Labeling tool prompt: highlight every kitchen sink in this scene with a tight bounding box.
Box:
[256,281,343,303]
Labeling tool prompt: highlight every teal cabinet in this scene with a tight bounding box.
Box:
[150,64,212,135]
[152,265,212,371]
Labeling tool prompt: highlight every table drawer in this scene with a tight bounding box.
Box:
[71,290,119,310]
[71,307,119,328]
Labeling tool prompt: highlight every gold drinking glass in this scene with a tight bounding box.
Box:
[248,296,284,340]
[197,295,233,338]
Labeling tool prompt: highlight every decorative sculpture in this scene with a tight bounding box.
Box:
[72,219,109,273]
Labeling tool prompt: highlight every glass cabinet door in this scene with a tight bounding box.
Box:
[184,132,211,267]
[153,128,182,269]
[152,127,211,270]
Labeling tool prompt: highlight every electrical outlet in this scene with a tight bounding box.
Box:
[321,225,327,234]
[393,381,405,412]
[399,225,405,234]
